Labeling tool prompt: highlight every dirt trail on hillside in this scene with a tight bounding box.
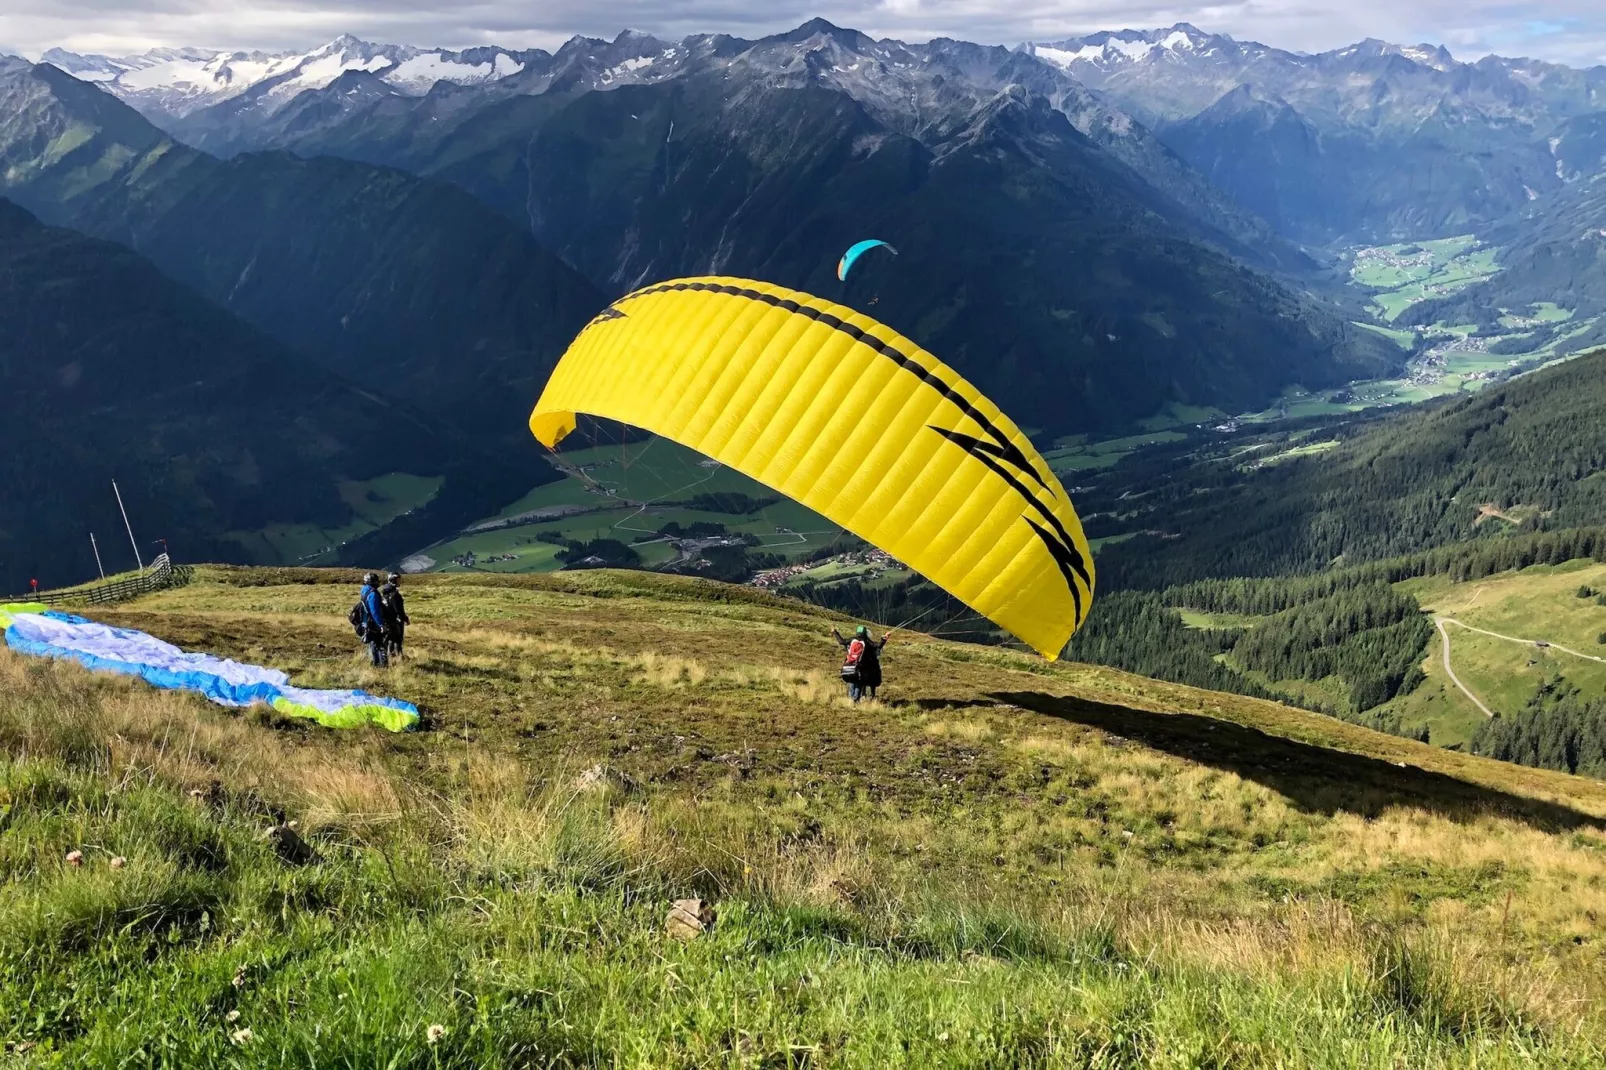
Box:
[1434,615,1606,720]
[1440,617,1606,666]
[1436,617,1495,718]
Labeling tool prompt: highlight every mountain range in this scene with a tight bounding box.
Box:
[40,36,540,120]
[7,25,1398,442]
[46,23,1606,249]
[62,24,1311,278]
[0,56,604,445]
[1017,23,1606,336]
[1026,24,1606,245]
[38,20,1606,329]
[9,16,1606,588]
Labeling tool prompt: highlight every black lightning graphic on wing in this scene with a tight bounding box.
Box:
[930,427,1090,625]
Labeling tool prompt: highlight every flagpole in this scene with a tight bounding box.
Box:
[112,481,143,571]
[89,533,106,580]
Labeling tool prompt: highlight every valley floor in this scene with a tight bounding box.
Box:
[4,568,1606,1065]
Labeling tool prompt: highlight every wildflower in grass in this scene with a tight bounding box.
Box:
[232,965,248,989]
[65,850,83,867]
[109,856,125,869]
[230,1028,253,1045]
[426,1024,447,1044]
[225,1011,240,1023]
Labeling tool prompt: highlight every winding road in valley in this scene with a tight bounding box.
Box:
[1434,618,1495,718]
[1433,616,1606,718]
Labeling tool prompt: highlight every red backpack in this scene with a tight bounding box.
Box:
[840,638,866,679]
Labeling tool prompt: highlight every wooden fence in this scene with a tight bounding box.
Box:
[16,555,194,607]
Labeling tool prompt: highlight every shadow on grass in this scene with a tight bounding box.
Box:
[993,690,1606,833]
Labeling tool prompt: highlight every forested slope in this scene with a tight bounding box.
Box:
[0,60,604,448]
[1072,528,1606,748]
[1098,348,1606,588]
[0,198,525,591]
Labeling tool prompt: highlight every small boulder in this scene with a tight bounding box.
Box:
[666,898,716,941]
[573,763,635,794]
[714,749,756,776]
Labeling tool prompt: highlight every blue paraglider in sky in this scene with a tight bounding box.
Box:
[837,239,898,282]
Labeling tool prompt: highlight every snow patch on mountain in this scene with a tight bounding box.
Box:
[1026,26,1214,71]
[1031,44,1103,68]
[38,49,130,81]
[43,37,536,119]
[601,56,655,83]
[1398,45,1454,71]
[288,50,393,87]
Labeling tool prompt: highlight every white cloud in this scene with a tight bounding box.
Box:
[0,1,1602,67]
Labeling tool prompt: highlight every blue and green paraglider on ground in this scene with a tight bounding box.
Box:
[0,602,418,732]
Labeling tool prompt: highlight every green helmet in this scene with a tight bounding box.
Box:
[855,625,869,637]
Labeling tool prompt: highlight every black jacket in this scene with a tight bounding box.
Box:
[379,584,409,629]
[835,631,886,687]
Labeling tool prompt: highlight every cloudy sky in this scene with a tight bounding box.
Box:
[2,1,1603,67]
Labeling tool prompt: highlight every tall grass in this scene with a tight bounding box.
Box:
[3,652,1602,1067]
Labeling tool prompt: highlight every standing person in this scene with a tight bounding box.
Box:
[380,572,410,661]
[833,624,889,703]
[352,572,389,667]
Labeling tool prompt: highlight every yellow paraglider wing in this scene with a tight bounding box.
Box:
[529,277,1094,658]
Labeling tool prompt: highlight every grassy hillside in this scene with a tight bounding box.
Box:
[4,567,1606,1064]
[1368,559,1606,774]
[1403,559,1606,723]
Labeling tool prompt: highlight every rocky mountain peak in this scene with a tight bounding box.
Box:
[775,18,874,50]
[321,34,371,52]
[613,29,668,47]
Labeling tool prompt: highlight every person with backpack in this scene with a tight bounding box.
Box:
[379,572,410,661]
[833,624,889,702]
[349,573,390,667]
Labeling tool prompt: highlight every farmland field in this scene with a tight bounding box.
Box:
[412,440,842,575]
